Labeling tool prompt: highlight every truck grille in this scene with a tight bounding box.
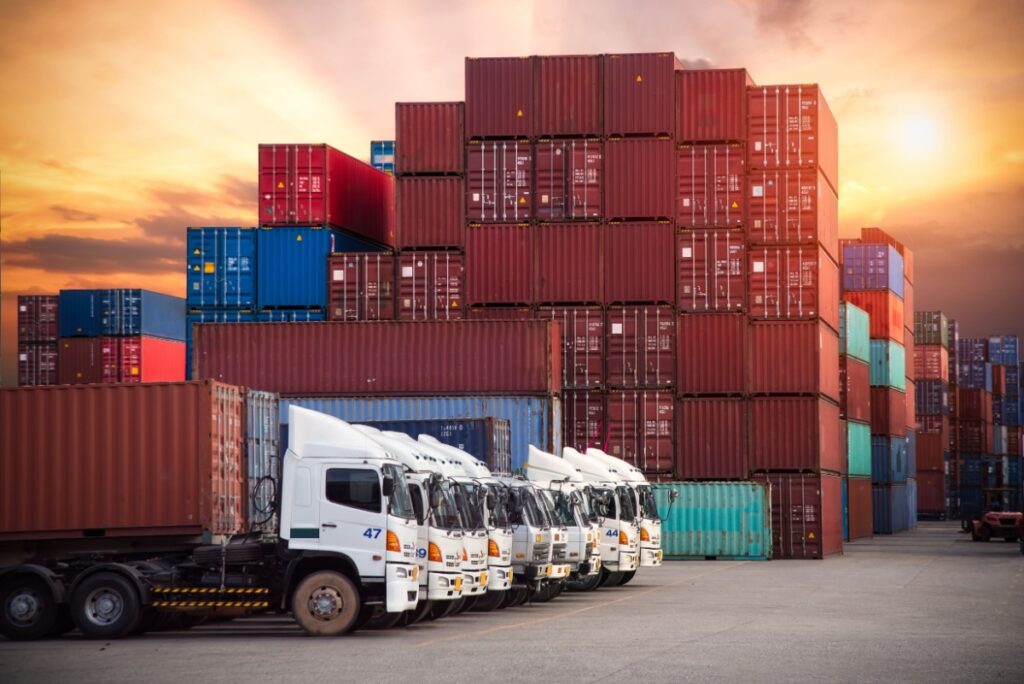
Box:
[532,543,549,562]
[552,545,567,562]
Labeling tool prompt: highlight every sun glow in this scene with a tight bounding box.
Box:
[900,116,939,156]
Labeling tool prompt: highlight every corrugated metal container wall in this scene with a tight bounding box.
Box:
[676,229,745,312]
[395,102,464,175]
[466,306,534,321]
[0,382,246,540]
[746,169,839,259]
[538,306,605,389]
[748,245,839,331]
[676,398,749,480]
[956,338,991,389]
[466,142,533,222]
[751,397,842,473]
[57,337,102,384]
[957,388,993,422]
[903,277,914,333]
[958,421,991,453]
[327,252,396,321]
[915,430,944,472]
[534,139,602,220]
[465,224,531,305]
[869,340,907,391]
[563,390,606,452]
[186,228,257,310]
[58,289,186,341]
[99,336,186,384]
[465,57,534,139]
[872,483,909,534]
[605,390,675,476]
[653,482,770,559]
[532,223,603,304]
[848,420,871,477]
[186,310,255,379]
[279,395,561,471]
[870,387,906,437]
[677,314,747,395]
[839,302,871,363]
[603,52,680,136]
[859,227,913,282]
[676,144,745,228]
[841,244,904,296]
[605,222,675,305]
[987,335,1021,366]
[842,291,905,343]
[675,69,753,143]
[906,429,917,474]
[396,176,465,248]
[847,477,873,540]
[361,418,512,474]
[193,320,561,397]
[535,54,602,137]
[841,476,848,539]
[606,306,676,389]
[604,138,676,220]
[914,346,949,382]
[245,390,279,533]
[754,472,843,559]
[871,436,908,484]
[840,357,871,423]
[17,342,58,386]
[749,320,840,401]
[916,381,949,416]
[18,295,59,341]
[916,472,946,515]
[397,252,464,320]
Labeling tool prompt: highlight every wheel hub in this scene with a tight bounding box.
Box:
[8,592,40,625]
[309,587,342,621]
[85,589,124,626]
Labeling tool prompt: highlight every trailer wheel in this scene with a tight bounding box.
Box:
[618,571,637,586]
[291,571,360,636]
[0,576,61,641]
[70,573,142,639]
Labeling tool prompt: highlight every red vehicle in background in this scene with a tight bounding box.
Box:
[969,510,1023,543]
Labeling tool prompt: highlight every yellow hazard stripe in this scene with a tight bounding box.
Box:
[151,586,270,595]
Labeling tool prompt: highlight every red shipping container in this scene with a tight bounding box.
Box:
[192,320,562,397]
[537,306,605,389]
[532,223,603,304]
[677,314,747,395]
[904,327,915,382]
[847,477,873,541]
[605,390,675,475]
[563,390,606,452]
[17,342,58,386]
[991,365,1006,396]
[395,102,464,175]
[258,144,394,246]
[604,52,681,136]
[676,68,754,143]
[958,420,990,454]
[604,137,676,220]
[606,306,675,389]
[860,227,914,284]
[957,389,993,422]
[917,432,946,472]
[397,251,464,321]
[328,252,396,321]
[750,320,840,402]
[466,141,533,222]
[747,84,839,194]
[905,380,916,430]
[841,291,904,343]
[840,356,871,423]
[903,277,914,336]
[748,244,840,331]
[18,295,58,342]
[916,472,946,515]
[465,57,534,139]
[396,176,465,249]
[605,222,675,305]
[918,414,948,435]
[1007,428,1022,458]
[466,305,533,320]
[536,55,602,137]
[751,397,842,473]
[676,144,745,228]
[676,398,749,479]
[754,472,843,559]
[870,387,906,437]
[100,336,185,384]
[676,229,745,312]
[465,224,531,305]
[58,337,102,384]
[535,139,602,220]
[746,169,839,259]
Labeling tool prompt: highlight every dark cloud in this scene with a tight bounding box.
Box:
[679,57,715,70]
[744,0,818,51]
[3,233,181,276]
[49,204,98,222]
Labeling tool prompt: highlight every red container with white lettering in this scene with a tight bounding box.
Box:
[534,139,602,221]
[747,244,839,331]
[676,229,745,312]
[605,390,675,476]
[746,168,838,259]
[17,342,58,386]
[606,306,675,389]
[466,141,533,222]
[328,253,396,321]
[396,251,464,321]
[564,390,607,452]
[676,144,745,228]
[537,306,605,389]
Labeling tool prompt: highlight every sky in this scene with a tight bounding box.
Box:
[1,0,1022,385]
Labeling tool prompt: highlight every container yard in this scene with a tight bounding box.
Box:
[1,4,1022,682]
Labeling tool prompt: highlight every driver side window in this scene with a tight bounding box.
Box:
[325,468,381,513]
[409,486,426,525]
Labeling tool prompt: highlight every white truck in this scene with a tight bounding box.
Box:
[496,476,555,606]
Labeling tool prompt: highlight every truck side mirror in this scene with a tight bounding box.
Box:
[382,475,395,499]
[430,484,442,509]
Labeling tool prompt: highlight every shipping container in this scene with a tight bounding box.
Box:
[606,306,675,389]
[17,295,58,342]
[279,395,561,472]
[869,340,907,391]
[914,311,949,350]
[914,345,949,382]
[57,337,102,384]
[675,69,754,143]
[948,320,960,379]
[842,291,905,343]
[957,338,990,389]
[327,252,396,321]
[750,320,840,401]
[358,418,512,474]
[676,229,745,312]
[370,139,394,174]
[958,421,991,454]
[841,476,848,539]
[59,289,185,341]
[604,137,676,220]
[746,169,839,259]
[987,335,1020,367]
[17,342,58,387]
[395,102,464,175]
[185,310,255,379]
[244,389,279,533]
[872,435,908,484]
[676,314,747,395]
[466,305,534,321]
[993,425,1007,455]
[465,223,531,305]
[397,251,464,320]
[258,144,394,246]
[255,310,325,323]
[603,52,681,136]
[750,397,842,473]
[676,144,745,228]
[872,483,910,534]
[466,141,533,222]
[917,431,946,472]
[958,389,993,422]
[841,244,904,297]
[465,57,534,139]
[535,54,602,137]
[100,336,185,384]
[847,477,873,540]
[916,379,949,416]
[747,245,839,331]
[186,228,256,310]
[859,227,914,284]
[839,302,870,364]
[839,420,848,476]
[0,382,246,540]
[916,471,946,517]
[848,420,871,478]
[653,482,770,560]
[537,306,605,389]
[992,365,1006,396]
[532,223,603,303]
[675,398,749,480]
[396,176,465,248]
[563,390,606,452]
[534,139,602,220]
[906,380,916,432]
[605,390,675,476]
[604,222,675,305]
[754,472,843,559]
[840,356,871,423]
[192,320,561,397]
[903,278,914,336]
[871,387,906,437]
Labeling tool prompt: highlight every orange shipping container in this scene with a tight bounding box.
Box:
[914,345,949,382]
[842,291,904,343]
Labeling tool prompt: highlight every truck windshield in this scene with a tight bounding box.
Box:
[485,483,510,528]
[513,487,546,528]
[383,464,415,520]
[637,484,660,521]
[431,480,462,530]
[537,490,563,528]
[591,487,616,520]
[616,485,637,522]
[575,487,597,524]
[546,490,576,527]
[453,482,484,531]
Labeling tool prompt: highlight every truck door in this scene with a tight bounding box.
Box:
[320,465,387,577]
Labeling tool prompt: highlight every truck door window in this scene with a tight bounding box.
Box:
[325,468,381,513]
[409,484,426,525]
[382,464,416,520]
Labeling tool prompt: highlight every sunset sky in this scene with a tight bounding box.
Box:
[1,0,1022,385]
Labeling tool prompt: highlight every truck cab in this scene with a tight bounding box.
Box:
[497,477,554,593]
[586,449,663,568]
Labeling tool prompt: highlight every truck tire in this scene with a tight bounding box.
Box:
[979,526,992,542]
[471,590,504,612]
[601,571,625,587]
[70,572,143,639]
[290,571,361,636]
[403,599,432,625]
[365,606,404,630]
[618,571,637,586]
[567,572,601,592]
[0,576,61,641]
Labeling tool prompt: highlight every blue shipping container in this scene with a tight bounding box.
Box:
[256,310,326,322]
[915,380,949,416]
[906,430,917,475]
[841,477,849,542]
[841,244,904,297]
[907,478,917,528]
[1006,457,1022,486]
[186,310,256,378]
[59,289,185,340]
[371,140,395,174]
[839,302,871,363]
[186,228,257,309]
[957,484,983,519]
[869,340,906,390]
[957,339,991,389]
[652,482,771,560]
[279,395,561,471]
[987,335,1020,367]
[872,483,909,534]
[871,436,907,484]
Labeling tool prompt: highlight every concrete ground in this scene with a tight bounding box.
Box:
[1,522,1022,683]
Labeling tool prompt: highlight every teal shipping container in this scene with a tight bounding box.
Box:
[653,482,771,560]
[870,339,906,391]
[840,302,870,363]
[847,420,871,477]
[841,478,849,541]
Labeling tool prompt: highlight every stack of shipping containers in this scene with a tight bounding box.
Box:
[16,295,59,386]
[839,302,872,539]
[914,311,950,518]
[947,319,961,517]
[955,336,994,518]
[987,336,1022,510]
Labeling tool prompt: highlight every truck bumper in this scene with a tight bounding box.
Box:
[427,571,463,601]
[618,552,639,572]
[487,565,513,592]
[640,547,663,567]
[386,563,419,613]
[588,556,602,575]
[462,568,488,596]
[549,563,571,580]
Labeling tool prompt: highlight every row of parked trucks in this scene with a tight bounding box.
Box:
[0,402,671,640]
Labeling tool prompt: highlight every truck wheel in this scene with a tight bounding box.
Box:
[403,599,432,625]
[0,577,60,641]
[567,572,601,592]
[291,571,360,636]
[366,607,404,630]
[471,591,504,612]
[601,571,625,587]
[70,573,142,639]
[979,526,992,542]
[618,571,637,586]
